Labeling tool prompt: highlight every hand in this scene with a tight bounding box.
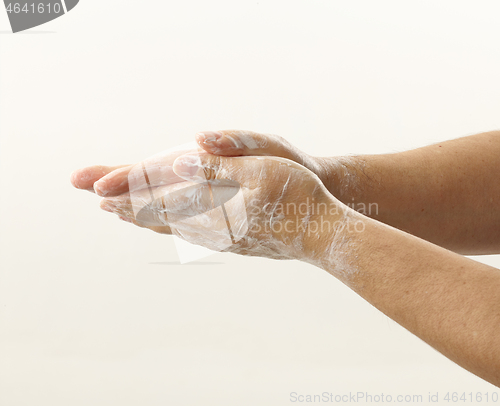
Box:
[80,151,350,262]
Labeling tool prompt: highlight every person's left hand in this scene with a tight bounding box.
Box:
[72,151,351,262]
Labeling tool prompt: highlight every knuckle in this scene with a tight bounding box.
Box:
[203,155,221,180]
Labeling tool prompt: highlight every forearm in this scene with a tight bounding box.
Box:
[314,131,500,254]
[307,208,500,387]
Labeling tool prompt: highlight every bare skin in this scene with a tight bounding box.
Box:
[310,202,500,388]
[316,131,500,255]
[70,130,500,387]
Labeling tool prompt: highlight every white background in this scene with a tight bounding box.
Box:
[1,1,500,404]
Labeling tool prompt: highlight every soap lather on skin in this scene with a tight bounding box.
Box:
[196,131,267,153]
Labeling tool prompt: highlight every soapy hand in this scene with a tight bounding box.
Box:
[69,131,360,262]
[99,152,344,261]
[71,142,351,261]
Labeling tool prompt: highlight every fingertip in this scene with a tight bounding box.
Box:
[195,132,206,145]
[195,131,223,152]
[70,166,107,191]
[195,133,209,151]
[70,170,80,188]
[93,180,108,197]
[196,131,221,142]
[71,164,132,195]
[99,198,113,212]
[200,130,263,156]
[70,169,93,190]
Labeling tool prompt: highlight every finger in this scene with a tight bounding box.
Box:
[195,130,308,164]
[102,180,241,227]
[118,215,172,234]
[93,165,135,197]
[100,181,210,225]
[70,165,130,192]
[101,192,172,226]
[101,194,138,220]
[102,193,171,227]
[106,163,249,250]
[94,145,201,197]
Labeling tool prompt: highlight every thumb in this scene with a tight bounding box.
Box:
[172,153,240,183]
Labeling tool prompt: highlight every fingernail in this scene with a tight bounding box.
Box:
[196,131,222,145]
[173,155,206,182]
[119,216,132,223]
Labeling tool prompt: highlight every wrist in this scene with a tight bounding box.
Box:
[299,194,365,268]
[312,156,368,204]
